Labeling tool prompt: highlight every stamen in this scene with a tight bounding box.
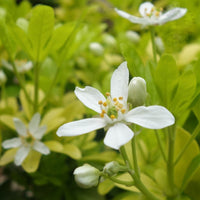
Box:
[119,97,123,100]
[102,109,106,114]
[110,115,116,120]
[103,102,107,107]
[155,11,160,17]
[98,100,103,105]
[121,109,126,114]
[160,7,163,12]
[151,7,155,12]
[100,113,104,118]
[118,103,123,109]
[113,97,117,102]
[106,92,110,96]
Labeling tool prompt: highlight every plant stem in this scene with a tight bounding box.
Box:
[131,137,140,177]
[120,145,159,200]
[150,27,157,64]
[167,126,176,194]
[174,124,200,166]
[34,62,40,113]
[106,175,134,186]
[155,130,167,162]
[11,60,33,104]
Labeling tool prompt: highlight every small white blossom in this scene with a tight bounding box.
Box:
[89,42,104,56]
[125,31,140,43]
[0,70,7,85]
[115,2,187,26]
[57,62,175,150]
[2,113,50,166]
[2,59,33,73]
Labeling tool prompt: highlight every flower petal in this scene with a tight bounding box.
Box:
[104,123,134,150]
[13,118,27,136]
[115,8,148,25]
[29,113,41,134]
[33,125,47,140]
[75,86,106,113]
[159,8,187,24]
[139,2,154,17]
[111,61,129,101]
[14,146,30,166]
[22,61,33,72]
[2,138,22,149]
[33,141,50,155]
[125,105,175,129]
[57,118,106,137]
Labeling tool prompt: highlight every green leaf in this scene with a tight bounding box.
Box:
[0,148,17,165]
[22,150,41,173]
[154,54,179,107]
[44,141,64,153]
[181,154,200,191]
[174,127,199,187]
[62,143,82,160]
[0,114,15,130]
[98,179,114,195]
[121,43,145,77]
[28,5,54,61]
[171,70,196,118]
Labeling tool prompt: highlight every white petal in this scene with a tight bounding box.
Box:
[29,113,41,134]
[111,62,129,101]
[33,141,50,155]
[57,118,106,137]
[159,8,187,24]
[104,123,134,150]
[33,125,47,140]
[2,138,22,149]
[115,8,148,25]
[22,61,33,72]
[14,118,27,136]
[14,146,30,166]
[75,86,106,113]
[139,2,154,17]
[2,59,13,71]
[125,106,175,129]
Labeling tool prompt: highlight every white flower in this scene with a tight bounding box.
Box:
[73,164,100,188]
[89,42,104,56]
[0,70,7,84]
[57,62,175,150]
[2,59,33,73]
[115,2,187,26]
[2,113,50,166]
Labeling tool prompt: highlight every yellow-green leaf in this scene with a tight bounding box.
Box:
[0,115,15,130]
[98,179,115,195]
[0,148,17,165]
[22,150,41,173]
[63,143,82,160]
[44,140,64,153]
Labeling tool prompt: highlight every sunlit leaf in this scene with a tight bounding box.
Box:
[0,148,17,165]
[98,179,114,195]
[63,143,82,160]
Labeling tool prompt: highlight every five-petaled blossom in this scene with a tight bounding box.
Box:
[57,62,175,150]
[2,113,50,166]
[115,1,187,26]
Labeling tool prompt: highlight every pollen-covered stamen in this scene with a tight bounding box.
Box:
[106,92,110,97]
[110,115,116,120]
[119,96,123,100]
[113,97,117,102]
[103,102,107,107]
[121,109,126,114]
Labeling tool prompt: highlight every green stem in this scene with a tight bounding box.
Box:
[106,175,134,186]
[155,130,167,162]
[167,126,176,194]
[174,124,200,166]
[11,61,33,104]
[34,62,40,113]
[120,145,159,200]
[150,27,157,64]
[132,137,140,177]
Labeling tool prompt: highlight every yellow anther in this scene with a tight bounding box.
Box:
[102,109,106,114]
[103,102,107,107]
[155,11,160,17]
[100,113,104,118]
[114,101,119,105]
[110,115,116,119]
[106,92,110,96]
[113,97,117,102]
[145,8,147,11]
[151,7,155,12]
[146,13,151,17]
[118,103,123,109]
[98,100,103,105]
[160,7,163,12]
[121,109,126,114]
[119,96,123,100]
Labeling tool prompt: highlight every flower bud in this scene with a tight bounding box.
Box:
[125,31,140,44]
[89,42,104,56]
[0,70,7,85]
[102,33,116,47]
[103,161,122,176]
[128,77,147,107]
[155,36,165,55]
[73,164,100,188]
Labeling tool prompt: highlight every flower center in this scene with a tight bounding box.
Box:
[98,92,126,120]
[144,7,163,18]
[21,132,35,146]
